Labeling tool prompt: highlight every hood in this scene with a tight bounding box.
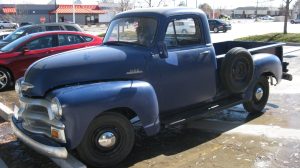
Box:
[23,45,148,97]
[0,40,9,48]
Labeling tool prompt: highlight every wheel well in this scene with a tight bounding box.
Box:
[103,107,137,120]
[262,72,277,85]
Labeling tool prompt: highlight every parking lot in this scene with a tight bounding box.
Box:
[1,21,300,168]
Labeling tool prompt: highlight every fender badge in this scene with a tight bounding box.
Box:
[126,69,143,75]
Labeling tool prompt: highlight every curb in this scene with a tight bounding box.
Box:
[0,157,8,168]
[0,102,14,121]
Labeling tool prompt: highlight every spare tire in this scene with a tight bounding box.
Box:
[221,47,254,93]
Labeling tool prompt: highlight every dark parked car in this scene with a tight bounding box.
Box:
[0,23,82,48]
[0,31,102,91]
[19,22,33,27]
[208,19,232,33]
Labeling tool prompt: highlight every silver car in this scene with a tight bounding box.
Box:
[291,18,300,24]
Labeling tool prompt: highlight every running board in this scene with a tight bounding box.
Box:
[161,96,243,127]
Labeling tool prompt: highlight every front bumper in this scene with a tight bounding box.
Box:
[11,116,68,159]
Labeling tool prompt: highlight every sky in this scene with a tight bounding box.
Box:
[0,0,295,9]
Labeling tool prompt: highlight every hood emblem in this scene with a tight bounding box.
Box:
[126,69,143,75]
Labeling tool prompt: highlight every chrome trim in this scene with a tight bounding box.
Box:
[20,96,55,120]
[98,132,116,148]
[11,117,68,159]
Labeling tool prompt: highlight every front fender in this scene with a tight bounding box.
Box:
[244,53,282,100]
[49,80,160,149]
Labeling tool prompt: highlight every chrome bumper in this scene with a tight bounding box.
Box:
[11,116,68,159]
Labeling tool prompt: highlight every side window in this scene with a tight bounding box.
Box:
[58,34,84,46]
[26,27,43,34]
[164,18,202,48]
[26,36,53,50]
[46,26,62,31]
[82,36,93,42]
[65,25,79,31]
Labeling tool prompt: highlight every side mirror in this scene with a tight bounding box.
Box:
[22,47,29,53]
[158,42,168,59]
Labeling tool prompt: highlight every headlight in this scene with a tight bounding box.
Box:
[50,97,62,118]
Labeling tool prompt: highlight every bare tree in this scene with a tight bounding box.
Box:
[178,1,186,6]
[199,3,213,16]
[120,0,131,12]
[143,0,165,7]
[283,0,294,34]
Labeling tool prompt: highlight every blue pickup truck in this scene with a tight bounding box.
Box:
[11,8,292,167]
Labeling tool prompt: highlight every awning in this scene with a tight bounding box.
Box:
[50,5,106,14]
[2,7,16,14]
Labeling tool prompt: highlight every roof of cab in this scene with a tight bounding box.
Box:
[115,7,206,18]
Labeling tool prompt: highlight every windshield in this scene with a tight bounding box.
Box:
[1,34,31,52]
[103,17,157,47]
[3,28,26,42]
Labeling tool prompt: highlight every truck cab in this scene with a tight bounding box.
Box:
[11,8,291,167]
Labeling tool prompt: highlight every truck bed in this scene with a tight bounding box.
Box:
[213,41,284,62]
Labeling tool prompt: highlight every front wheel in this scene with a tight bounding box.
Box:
[0,67,13,91]
[77,112,135,168]
[243,76,269,113]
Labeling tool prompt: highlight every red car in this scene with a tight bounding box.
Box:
[0,31,102,91]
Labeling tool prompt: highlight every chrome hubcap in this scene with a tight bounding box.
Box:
[98,132,116,148]
[0,71,8,89]
[255,87,264,101]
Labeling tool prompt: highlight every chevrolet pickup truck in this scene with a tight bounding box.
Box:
[11,8,292,167]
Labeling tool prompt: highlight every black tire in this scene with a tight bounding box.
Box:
[0,67,13,91]
[221,47,254,93]
[77,112,135,168]
[223,29,227,33]
[243,76,269,113]
[291,20,295,24]
[0,26,4,29]
[213,27,219,33]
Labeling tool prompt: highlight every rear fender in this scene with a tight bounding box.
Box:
[49,80,160,149]
[244,53,282,100]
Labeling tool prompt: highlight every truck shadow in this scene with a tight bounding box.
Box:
[118,107,264,168]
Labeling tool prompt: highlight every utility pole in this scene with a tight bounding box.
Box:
[73,0,76,23]
[255,0,259,21]
[55,0,58,23]
[196,0,198,8]
[186,0,188,7]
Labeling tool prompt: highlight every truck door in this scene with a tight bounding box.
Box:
[158,17,217,112]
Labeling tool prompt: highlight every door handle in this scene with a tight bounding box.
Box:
[200,51,210,57]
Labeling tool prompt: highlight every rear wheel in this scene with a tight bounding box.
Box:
[214,27,219,33]
[291,20,295,24]
[0,67,13,91]
[77,112,135,168]
[243,76,269,113]
[223,29,227,33]
[0,26,4,29]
